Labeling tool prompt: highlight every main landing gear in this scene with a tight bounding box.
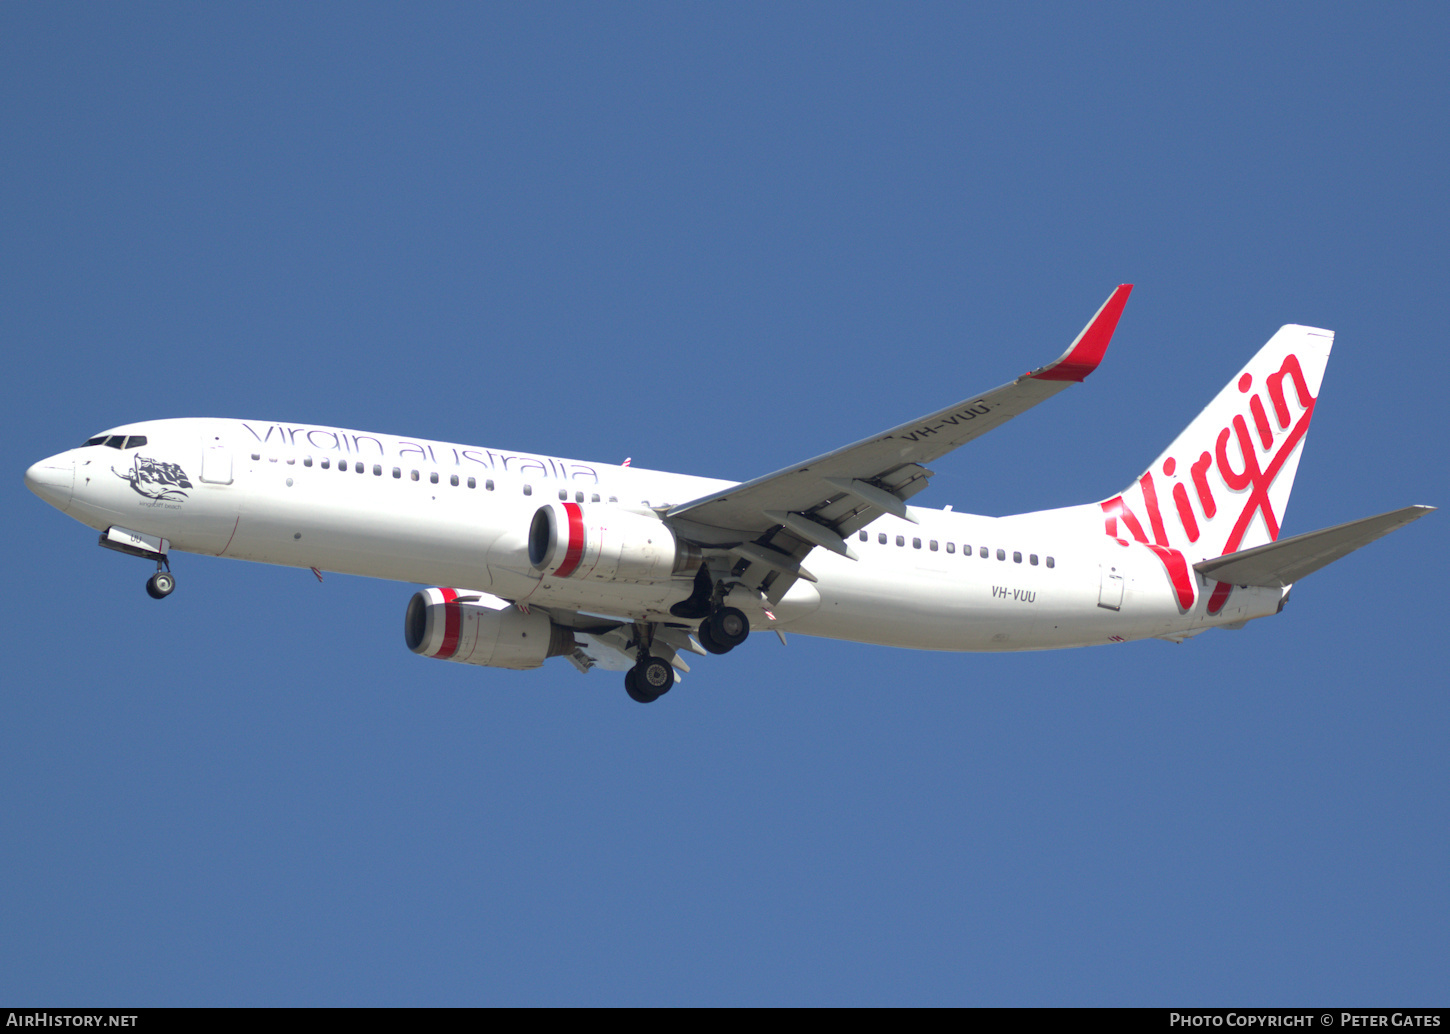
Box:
[621,590,752,704]
[621,619,681,704]
[625,654,675,704]
[667,563,753,657]
[698,606,749,655]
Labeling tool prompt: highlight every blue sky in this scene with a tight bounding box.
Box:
[3,3,1446,1005]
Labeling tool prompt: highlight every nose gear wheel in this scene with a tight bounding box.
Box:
[146,571,175,599]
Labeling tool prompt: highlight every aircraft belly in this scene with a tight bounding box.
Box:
[793,544,1190,651]
[519,576,694,616]
[792,560,1056,651]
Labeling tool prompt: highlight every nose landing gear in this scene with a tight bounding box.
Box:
[145,557,175,599]
[98,527,177,600]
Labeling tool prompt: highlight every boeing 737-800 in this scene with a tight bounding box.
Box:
[24,287,1433,702]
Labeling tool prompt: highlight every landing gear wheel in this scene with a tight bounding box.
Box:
[624,667,658,704]
[146,571,175,599]
[705,606,749,651]
[697,618,729,655]
[635,655,674,698]
[625,658,672,703]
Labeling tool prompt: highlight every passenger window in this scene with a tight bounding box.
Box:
[320,458,330,469]
[878,533,887,544]
[340,461,348,473]
[559,489,568,500]
[487,479,495,491]
[286,458,295,465]
[979,547,988,559]
[1046,557,1055,569]
[591,494,600,503]
[575,491,584,503]
[1013,551,1022,563]
[1030,554,1038,566]
[929,540,938,551]
[429,472,439,484]
[523,484,532,496]
[124,435,147,449]
[252,452,262,461]
[392,467,401,479]
[450,474,459,487]
[368,463,378,475]
[352,462,362,473]
[912,538,921,549]
[411,470,419,481]
[996,549,1006,561]
[859,531,868,542]
[608,496,617,503]
[946,542,955,554]
[303,457,312,467]
[896,535,905,547]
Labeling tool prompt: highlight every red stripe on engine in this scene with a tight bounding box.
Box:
[554,502,585,577]
[438,587,462,659]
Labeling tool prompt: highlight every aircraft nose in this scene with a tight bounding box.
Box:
[25,453,75,512]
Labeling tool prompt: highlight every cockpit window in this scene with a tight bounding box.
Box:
[104,435,126,449]
[124,435,147,449]
[84,435,108,447]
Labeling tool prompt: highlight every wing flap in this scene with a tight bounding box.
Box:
[1193,505,1434,588]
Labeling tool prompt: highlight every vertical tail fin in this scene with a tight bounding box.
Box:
[1099,325,1334,567]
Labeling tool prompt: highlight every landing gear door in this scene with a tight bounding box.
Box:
[1098,565,1124,611]
[200,439,233,485]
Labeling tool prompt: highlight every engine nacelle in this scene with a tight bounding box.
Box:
[528,502,701,583]
[404,587,575,670]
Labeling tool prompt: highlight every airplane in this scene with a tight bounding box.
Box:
[24,286,1434,703]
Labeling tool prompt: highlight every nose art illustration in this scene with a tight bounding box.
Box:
[114,455,193,501]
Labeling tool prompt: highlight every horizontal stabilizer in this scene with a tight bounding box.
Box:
[1193,505,1434,588]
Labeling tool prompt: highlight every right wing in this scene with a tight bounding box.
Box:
[665,285,1133,600]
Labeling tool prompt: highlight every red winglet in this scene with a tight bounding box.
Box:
[1031,284,1133,383]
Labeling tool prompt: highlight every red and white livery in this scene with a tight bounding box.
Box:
[25,287,1433,702]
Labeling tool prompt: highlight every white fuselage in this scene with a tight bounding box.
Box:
[31,417,1282,653]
